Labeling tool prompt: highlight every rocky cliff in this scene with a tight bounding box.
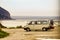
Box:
[0,7,11,20]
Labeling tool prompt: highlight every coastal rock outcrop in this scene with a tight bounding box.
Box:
[0,7,11,20]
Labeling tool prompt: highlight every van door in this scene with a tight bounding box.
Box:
[34,21,42,30]
[28,21,35,30]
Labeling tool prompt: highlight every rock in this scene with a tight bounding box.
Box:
[0,7,11,20]
[0,23,7,28]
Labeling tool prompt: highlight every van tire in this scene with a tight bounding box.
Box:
[26,28,31,32]
[42,27,47,31]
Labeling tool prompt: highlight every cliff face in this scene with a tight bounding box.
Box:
[0,7,11,20]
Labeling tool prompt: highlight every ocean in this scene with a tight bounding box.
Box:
[1,20,28,28]
[0,16,60,28]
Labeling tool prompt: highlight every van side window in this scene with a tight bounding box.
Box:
[32,22,35,24]
[35,21,37,24]
[42,21,47,24]
[37,22,41,24]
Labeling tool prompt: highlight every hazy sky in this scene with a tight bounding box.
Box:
[0,0,59,16]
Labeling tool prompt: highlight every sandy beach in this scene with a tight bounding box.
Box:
[0,26,60,40]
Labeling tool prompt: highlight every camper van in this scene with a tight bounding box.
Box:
[24,20,54,31]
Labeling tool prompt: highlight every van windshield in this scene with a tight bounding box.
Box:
[28,21,35,25]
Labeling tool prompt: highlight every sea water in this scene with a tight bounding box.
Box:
[1,20,29,28]
[0,16,60,28]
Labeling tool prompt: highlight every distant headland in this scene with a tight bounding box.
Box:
[0,7,11,20]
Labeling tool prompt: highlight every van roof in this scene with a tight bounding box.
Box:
[30,20,48,22]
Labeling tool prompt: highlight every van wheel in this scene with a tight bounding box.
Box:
[26,28,31,32]
[42,27,47,31]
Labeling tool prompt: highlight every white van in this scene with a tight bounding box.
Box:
[24,20,54,31]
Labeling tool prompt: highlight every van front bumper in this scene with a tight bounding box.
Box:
[24,28,27,30]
